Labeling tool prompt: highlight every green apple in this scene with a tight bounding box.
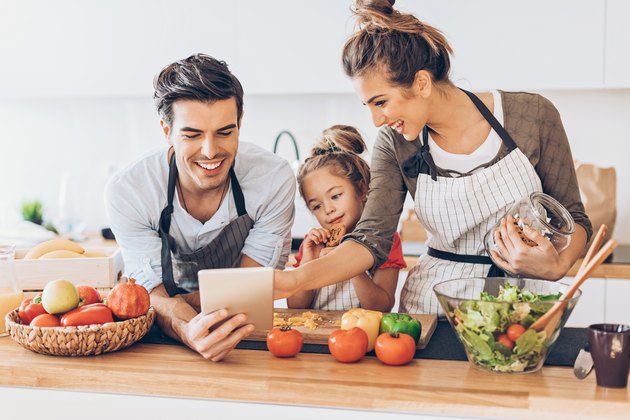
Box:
[42,279,80,314]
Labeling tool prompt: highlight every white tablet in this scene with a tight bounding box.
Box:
[198,267,273,332]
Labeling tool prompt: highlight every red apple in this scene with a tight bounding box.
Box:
[76,285,101,306]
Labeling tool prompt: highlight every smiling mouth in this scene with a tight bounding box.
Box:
[330,216,344,225]
[196,160,223,172]
[389,120,404,134]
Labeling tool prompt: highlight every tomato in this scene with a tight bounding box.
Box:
[30,314,61,328]
[76,285,102,306]
[328,327,368,363]
[266,326,304,358]
[60,303,114,327]
[507,324,526,342]
[374,332,416,366]
[18,297,48,325]
[496,333,514,350]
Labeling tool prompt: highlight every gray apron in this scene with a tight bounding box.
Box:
[158,153,254,297]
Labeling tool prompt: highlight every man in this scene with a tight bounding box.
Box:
[105,54,295,361]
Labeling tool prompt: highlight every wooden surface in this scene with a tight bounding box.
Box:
[1,338,628,419]
[249,308,437,349]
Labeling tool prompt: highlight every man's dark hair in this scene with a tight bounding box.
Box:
[153,53,244,127]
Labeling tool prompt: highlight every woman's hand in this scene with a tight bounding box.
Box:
[183,310,255,362]
[491,215,568,279]
[301,227,329,264]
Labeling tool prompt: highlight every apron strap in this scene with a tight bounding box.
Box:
[230,167,247,217]
[427,247,506,277]
[460,89,518,151]
[403,89,518,179]
[402,126,438,180]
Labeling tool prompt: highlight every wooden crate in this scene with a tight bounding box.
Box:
[14,246,123,292]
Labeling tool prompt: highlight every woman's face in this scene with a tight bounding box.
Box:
[301,167,365,232]
[353,71,430,141]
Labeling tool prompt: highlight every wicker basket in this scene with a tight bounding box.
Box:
[5,307,155,356]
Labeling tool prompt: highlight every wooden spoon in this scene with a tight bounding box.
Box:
[530,232,616,335]
[576,224,608,278]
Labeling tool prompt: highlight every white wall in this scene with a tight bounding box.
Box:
[1,89,629,243]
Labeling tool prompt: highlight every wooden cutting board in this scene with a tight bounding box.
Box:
[249,309,437,349]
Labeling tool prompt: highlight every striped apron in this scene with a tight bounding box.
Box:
[400,90,543,314]
[159,153,254,297]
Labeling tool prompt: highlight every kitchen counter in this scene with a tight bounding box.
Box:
[1,337,628,419]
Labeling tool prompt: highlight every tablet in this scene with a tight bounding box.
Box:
[198,267,273,332]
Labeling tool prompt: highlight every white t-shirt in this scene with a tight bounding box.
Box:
[428,90,503,175]
[104,142,296,292]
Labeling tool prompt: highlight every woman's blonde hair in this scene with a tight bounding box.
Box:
[342,0,453,87]
[297,125,371,202]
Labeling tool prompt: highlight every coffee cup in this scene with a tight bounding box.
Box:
[587,323,630,388]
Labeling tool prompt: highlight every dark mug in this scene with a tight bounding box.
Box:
[587,323,630,388]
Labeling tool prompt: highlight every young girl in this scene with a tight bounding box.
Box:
[288,125,406,311]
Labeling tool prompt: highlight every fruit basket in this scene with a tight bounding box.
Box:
[4,307,155,356]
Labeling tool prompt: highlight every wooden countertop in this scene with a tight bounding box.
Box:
[1,338,628,418]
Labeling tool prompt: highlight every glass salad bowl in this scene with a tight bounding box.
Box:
[434,277,581,374]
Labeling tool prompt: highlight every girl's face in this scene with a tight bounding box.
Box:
[301,167,366,232]
[353,70,431,141]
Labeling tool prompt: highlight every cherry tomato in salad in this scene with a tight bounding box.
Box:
[328,327,368,363]
[30,314,61,328]
[507,324,526,342]
[266,326,304,358]
[496,334,514,350]
[374,332,416,366]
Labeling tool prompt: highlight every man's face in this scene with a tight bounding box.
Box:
[162,98,240,194]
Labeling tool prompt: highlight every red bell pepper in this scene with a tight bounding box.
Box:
[60,303,114,327]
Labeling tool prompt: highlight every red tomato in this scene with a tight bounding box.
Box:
[266,326,304,358]
[507,324,526,342]
[18,297,48,325]
[497,333,514,350]
[30,314,61,328]
[76,285,102,306]
[60,303,114,327]
[328,327,368,363]
[374,332,416,366]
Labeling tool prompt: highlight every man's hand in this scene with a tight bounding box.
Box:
[184,310,255,362]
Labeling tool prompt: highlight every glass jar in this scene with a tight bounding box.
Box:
[484,192,576,273]
[0,244,24,336]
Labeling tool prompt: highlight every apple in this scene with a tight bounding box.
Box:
[77,285,101,306]
[41,279,80,314]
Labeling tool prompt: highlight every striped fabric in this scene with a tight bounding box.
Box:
[401,148,542,314]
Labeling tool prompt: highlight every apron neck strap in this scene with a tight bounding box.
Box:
[459,88,517,151]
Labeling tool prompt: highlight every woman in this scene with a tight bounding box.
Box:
[275,0,591,314]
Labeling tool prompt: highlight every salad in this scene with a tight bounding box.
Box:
[451,282,561,373]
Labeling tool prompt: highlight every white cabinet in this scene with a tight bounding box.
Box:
[233,0,355,94]
[0,0,238,97]
[605,0,630,87]
[564,277,606,327]
[398,0,606,90]
[605,279,630,325]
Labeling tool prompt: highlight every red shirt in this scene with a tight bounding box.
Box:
[293,232,407,270]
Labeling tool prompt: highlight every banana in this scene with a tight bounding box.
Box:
[82,250,108,258]
[24,238,85,259]
[38,250,86,259]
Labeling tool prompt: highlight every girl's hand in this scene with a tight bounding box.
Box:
[491,215,567,279]
[302,227,329,263]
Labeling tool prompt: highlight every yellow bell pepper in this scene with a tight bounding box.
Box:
[341,308,383,351]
